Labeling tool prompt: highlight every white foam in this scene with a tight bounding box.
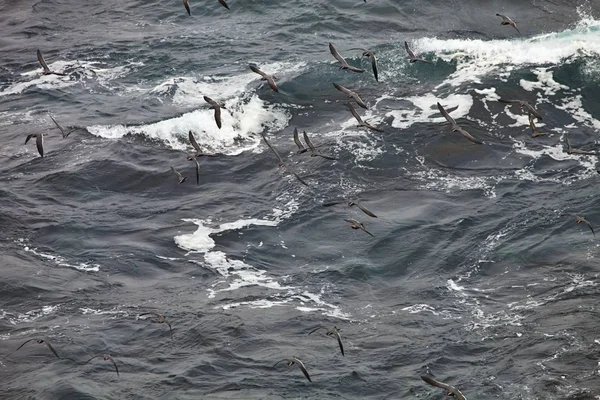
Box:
[17,239,100,272]
[385,93,473,130]
[0,305,60,325]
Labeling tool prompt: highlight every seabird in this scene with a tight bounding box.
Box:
[3,338,60,360]
[576,215,595,237]
[249,64,278,92]
[498,98,542,120]
[303,131,336,160]
[349,47,378,81]
[85,354,120,377]
[204,95,226,129]
[37,49,66,76]
[170,166,188,184]
[333,83,368,109]
[308,326,344,356]
[496,13,521,34]
[565,134,596,155]
[273,357,312,382]
[260,133,309,186]
[529,114,544,138]
[139,312,173,338]
[218,0,230,10]
[404,41,432,64]
[329,43,365,73]
[437,102,483,144]
[183,0,191,15]
[25,133,44,157]
[344,218,375,237]
[187,130,218,159]
[49,115,75,138]
[348,102,383,132]
[421,376,467,400]
[293,127,308,154]
[323,198,378,218]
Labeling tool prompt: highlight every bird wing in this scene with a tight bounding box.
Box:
[566,134,573,153]
[36,133,44,157]
[456,127,483,144]
[261,133,309,186]
[261,133,285,164]
[265,75,279,92]
[333,82,351,96]
[528,114,537,133]
[322,200,345,207]
[37,50,51,73]
[329,43,348,66]
[293,358,312,382]
[107,355,120,377]
[415,58,432,64]
[308,326,323,335]
[586,220,596,237]
[283,163,309,186]
[348,103,364,124]
[193,157,200,186]
[498,98,520,105]
[249,64,268,79]
[183,0,191,15]
[421,376,454,391]
[351,92,367,109]
[13,338,37,355]
[42,339,61,359]
[437,102,457,128]
[512,24,521,34]
[140,311,161,319]
[354,202,378,218]
[362,226,375,237]
[333,331,344,356]
[25,134,36,144]
[213,107,222,129]
[404,41,416,59]
[303,131,317,153]
[188,131,202,153]
[218,0,230,10]
[523,102,542,120]
[170,166,182,180]
[203,96,217,107]
[496,13,509,22]
[49,115,65,135]
[363,122,384,132]
[370,53,378,81]
[293,128,305,151]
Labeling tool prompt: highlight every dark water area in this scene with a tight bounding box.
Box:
[2,0,600,398]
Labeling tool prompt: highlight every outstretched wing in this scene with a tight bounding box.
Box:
[37,50,51,73]
[404,41,416,59]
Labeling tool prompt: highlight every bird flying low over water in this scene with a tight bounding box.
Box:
[37,49,67,76]
[49,115,75,138]
[498,98,542,120]
[85,354,120,377]
[303,131,336,160]
[308,326,344,356]
[249,64,278,92]
[3,338,60,360]
[333,83,368,109]
[204,96,226,129]
[404,41,432,64]
[348,102,383,132]
[437,102,482,144]
[260,133,309,186]
[329,43,365,73]
[576,215,595,237]
[139,312,174,338]
[274,357,312,382]
[170,166,188,184]
[323,198,378,218]
[349,47,378,81]
[421,376,467,400]
[344,219,375,237]
[496,13,521,34]
[25,133,44,157]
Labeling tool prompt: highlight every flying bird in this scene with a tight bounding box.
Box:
[260,133,309,186]
[49,115,75,138]
[3,338,60,360]
[349,47,378,80]
[344,218,375,237]
[249,64,278,92]
[529,114,544,138]
[139,312,173,338]
[421,376,467,400]
[85,354,120,377]
[496,13,521,34]
[25,133,44,157]
[329,43,365,73]
[308,326,344,356]
[183,0,191,15]
[576,215,595,237]
[323,198,378,218]
[348,102,383,132]
[404,41,432,64]
[498,98,542,120]
[565,134,596,155]
[293,127,308,154]
[303,131,336,160]
[204,96,226,129]
[170,166,188,184]
[187,130,218,159]
[274,357,312,382]
[333,83,368,109]
[218,0,230,10]
[37,49,66,76]
[437,102,482,144]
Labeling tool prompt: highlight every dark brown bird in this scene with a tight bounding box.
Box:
[49,115,75,138]
[170,166,187,184]
[576,215,595,237]
[323,198,377,218]
[293,127,308,154]
[348,102,383,132]
[404,41,432,64]
[333,83,368,109]
[218,0,230,10]
[329,43,365,73]
[498,98,542,120]
[344,218,375,237]
[260,132,309,186]
[421,376,467,400]
[274,357,312,382]
[139,311,173,338]
[183,0,191,15]
[529,114,544,138]
[204,96,226,129]
[437,102,482,145]
[308,326,344,356]
[37,50,66,76]
[303,131,336,160]
[249,64,278,92]
[85,354,120,377]
[565,134,596,155]
[496,13,521,34]
[3,338,60,360]
[25,133,44,157]
[349,47,378,80]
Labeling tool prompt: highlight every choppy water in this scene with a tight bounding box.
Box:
[2,0,600,398]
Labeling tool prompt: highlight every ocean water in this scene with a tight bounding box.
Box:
[2,0,600,398]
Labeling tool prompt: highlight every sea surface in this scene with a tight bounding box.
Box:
[2,0,600,398]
